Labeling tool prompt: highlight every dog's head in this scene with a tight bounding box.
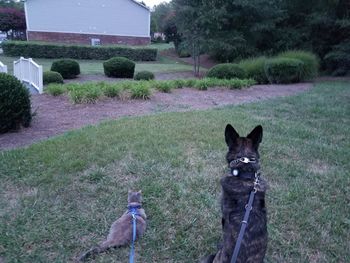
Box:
[225,124,263,177]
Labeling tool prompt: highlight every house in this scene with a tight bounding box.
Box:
[24,0,151,46]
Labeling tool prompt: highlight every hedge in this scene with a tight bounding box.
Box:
[264,58,304,84]
[206,63,246,79]
[238,56,269,84]
[51,59,80,79]
[134,71,155,81]
[43,71,64,85]
[278,50,319,80]
[103,57,135,78]
[2,41,158,61]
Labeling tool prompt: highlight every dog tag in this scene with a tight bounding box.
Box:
[232,169,239,176]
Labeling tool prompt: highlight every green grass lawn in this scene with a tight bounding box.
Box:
[0,53,194,76]
[0,81,349,262]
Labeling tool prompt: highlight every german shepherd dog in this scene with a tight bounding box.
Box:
[201,124,268,263]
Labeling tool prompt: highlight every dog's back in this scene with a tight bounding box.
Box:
[216,176,267,263]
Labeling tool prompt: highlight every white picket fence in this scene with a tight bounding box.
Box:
[0,61,7,73]
[14,57,43,94]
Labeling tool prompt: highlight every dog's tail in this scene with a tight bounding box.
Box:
[77,245,108,262]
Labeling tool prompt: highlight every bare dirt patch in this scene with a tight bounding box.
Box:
[0,83,312,150]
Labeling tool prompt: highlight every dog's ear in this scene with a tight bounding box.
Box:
[225,124,240,148]
[247,125,263,149]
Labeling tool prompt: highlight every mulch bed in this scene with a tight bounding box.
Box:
[0,82,312,150]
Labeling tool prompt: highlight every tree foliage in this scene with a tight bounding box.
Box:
[151,2,181,47]
[0,0,23,9]
[168,0,349,75]
[0,7,26,39]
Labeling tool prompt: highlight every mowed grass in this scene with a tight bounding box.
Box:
[0,81,349,262]
[0,53,194,76]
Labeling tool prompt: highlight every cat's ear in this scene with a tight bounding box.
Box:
[225,124,240,148]
[247,125,263,149]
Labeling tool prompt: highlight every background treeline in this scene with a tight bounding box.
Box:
[152,0,350,76]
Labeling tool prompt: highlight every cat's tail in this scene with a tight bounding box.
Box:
[199,254,216,263]
[77,245,108,262]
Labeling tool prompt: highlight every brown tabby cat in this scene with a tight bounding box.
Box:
[201,124,268,263]
[78,190,147,261]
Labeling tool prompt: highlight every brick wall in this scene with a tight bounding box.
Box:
[27,31,150,46]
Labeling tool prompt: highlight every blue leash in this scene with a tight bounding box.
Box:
[128,206,140,263]
[230,172,260,263]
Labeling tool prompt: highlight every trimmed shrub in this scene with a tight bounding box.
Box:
[43,71,64,85]
[134,71,155,81]
[278,50,319,80]
[238,56,269,84]
[103,57,135,78]
[206,63,246,79]
[2,41,157,61]
[264,58,304,84]
[51,59,80,79]
[0,73,32,133]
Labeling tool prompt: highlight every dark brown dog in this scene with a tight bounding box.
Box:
[201,124,268,263]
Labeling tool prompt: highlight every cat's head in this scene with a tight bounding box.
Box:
[128,190,143,204]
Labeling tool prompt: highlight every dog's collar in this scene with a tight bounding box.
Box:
[229,157,259,180]
[127,204,142,210]
[230,157,257,166]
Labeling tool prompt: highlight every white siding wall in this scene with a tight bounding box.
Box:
[26,0,150,37]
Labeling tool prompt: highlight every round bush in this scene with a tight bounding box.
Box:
[238,56,269,84]
[264,58,304,84]
[0,73,32,133]
[51,59,80,79]
[278,50,319,80]
[134,71,155,81]
[43,71,64,85]
[206,63,246,79]
[103,57,135,78]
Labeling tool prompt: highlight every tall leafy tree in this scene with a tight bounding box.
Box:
[211,0,284,61]
[151,2,181,47]
[0,7,26,39]
[173,0,207,75]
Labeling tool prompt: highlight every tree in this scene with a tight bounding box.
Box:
[0,7,26,39]
[0,0,24,9]
[152,2,174,33]
[173,0,207,76]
